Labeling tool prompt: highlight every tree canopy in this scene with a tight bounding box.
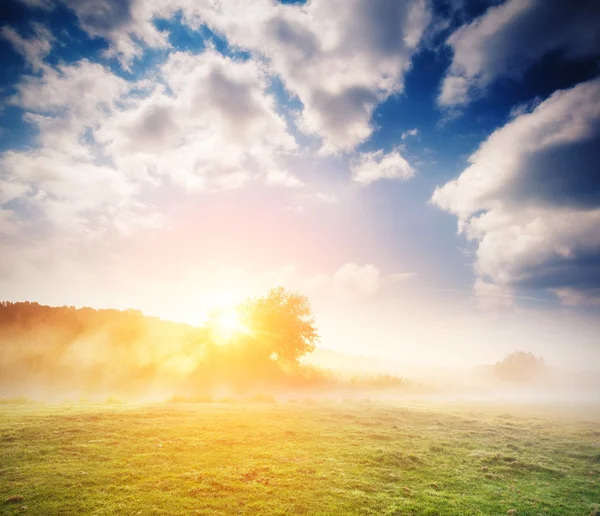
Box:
[237,287,319,365]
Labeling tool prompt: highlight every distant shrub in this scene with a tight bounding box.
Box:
[493,351,546,383]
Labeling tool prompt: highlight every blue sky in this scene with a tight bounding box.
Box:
[1,0,600,367]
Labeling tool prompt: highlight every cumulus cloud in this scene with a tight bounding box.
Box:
[351,148,415,185]
[432,77,600,303]
[1,59,137,234]
[200,0,430,152]
[64,0,170,66]
[10,58,129,129]
[54,0,430,152]
[439,0,600,107]
[1,23,54,70]
[332,263,381,297]
[1,42,299,243]
[96,49,297,190]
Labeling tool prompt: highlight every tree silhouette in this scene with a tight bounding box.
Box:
[238,287,319,365]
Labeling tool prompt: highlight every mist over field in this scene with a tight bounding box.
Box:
[3,301,599,406]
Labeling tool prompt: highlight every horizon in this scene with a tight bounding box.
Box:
[3,298,600,378]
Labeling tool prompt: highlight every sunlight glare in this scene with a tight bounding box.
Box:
[211,308,246,341]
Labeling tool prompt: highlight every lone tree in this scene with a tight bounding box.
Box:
[238,287,319,365]
[494,351,545,383]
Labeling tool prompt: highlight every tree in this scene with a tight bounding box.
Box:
[238,287,319,365]
[493,351,545,383]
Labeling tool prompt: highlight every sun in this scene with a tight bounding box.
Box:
[211,308,246,341]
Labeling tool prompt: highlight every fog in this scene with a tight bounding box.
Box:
[2,302,599,407]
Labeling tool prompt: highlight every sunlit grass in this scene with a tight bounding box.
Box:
[1,401,599,515]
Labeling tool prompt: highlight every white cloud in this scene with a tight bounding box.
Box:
[433,77,600,303]
[388,272,418,282]
[96,49,298,191]
[64,0,170,68]
[333,263,381,297]
[401,128,419,140]
[2,43,300,242]
[200,0,430,152]
[1,23,53,70]
[315,192,338,204]
[351,148,415,185]
[56,0,430,152]
[10,59,129,124]
[439,0,600,107]
[2,59,138,235]
[239,262,382,300]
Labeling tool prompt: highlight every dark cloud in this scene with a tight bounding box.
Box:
[352,0,416,56]
[433,77,600,303]
[267,17,319,60]
[508,122,600,209]
[441,0,600,105]
[515,253,600,292]
[65,0,133,36]
[204,66,261,123]
[311,86,379,134]
[476,0,600,78]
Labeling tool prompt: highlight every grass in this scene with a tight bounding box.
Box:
[1,401,599,515]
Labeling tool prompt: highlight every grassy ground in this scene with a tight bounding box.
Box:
[1,400,599,515]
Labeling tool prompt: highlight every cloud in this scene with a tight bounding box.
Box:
[552,287,600,307]
[10,58,129,124]
[315,192,338,204]
[432,77,600,303]
[2,59,138,235]
[1,40,300,242]
[56,0,430,152]
[96,49,298,191]
[351,148,415,185]
[242,262,383,300]
[333,263,381,297]
[211,0,431,152]
[388,272,418,282]
[18,0,54,9]
[64,0,169,67]
[439,0,600,107]
[401,128,419,140]
[1,23,54,70]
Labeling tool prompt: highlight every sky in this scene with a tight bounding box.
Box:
[1,0,600,368]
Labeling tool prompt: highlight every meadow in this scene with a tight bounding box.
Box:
[1,400,599,515]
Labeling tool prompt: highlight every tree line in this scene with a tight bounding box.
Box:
[0,289,322,399]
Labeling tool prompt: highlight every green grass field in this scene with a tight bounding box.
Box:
[1,401,599,515]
